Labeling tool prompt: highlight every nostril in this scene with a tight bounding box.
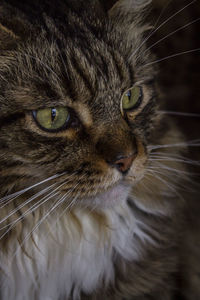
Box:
[114,155,135,173]
[108,153,136,174]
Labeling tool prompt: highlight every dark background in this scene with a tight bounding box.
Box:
[149,2,200,298]
[150,2,200,298]
[150,0,200,145]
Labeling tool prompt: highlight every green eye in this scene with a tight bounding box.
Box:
[33,107,70,132]
[121,86,142,113]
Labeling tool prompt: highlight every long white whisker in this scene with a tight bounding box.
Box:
[139,0,173,50]
[147,164,191,176]
[0,191,61,241]
[145,17,200,53]
[129,0,197,59]
[11,173,86,258]
[149,155,200,167]
[0,181,62,226]
[0,186,60,231]
[144,48,200,67]
[138,178,155,194]
[9,195,63,261]
[0,180,58,212]
[146,167,198,193]
[0,172,66,203]
[47,174,86,219]
[0,170,81,235]
[148,139,200,150]
[46,190,82,240]
[158,110,200,118]
[146,169,184,200]
[151,0,173,29]
[149,151,196,160]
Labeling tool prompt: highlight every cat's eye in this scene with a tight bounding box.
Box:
[121,86,143,115]
[32,107,70,132]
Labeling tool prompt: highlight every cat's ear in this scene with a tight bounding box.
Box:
[108,0,151,15]
[107,0,152,44]
[107,0,152,29]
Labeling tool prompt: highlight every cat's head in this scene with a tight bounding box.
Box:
[0,0,157,208]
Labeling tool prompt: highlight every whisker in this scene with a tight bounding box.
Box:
[147,167,198,193]
[11,173,86,258]
[158,110,200,118]
[147,164,191,176]
[0,191,61,241]
[145,17,200,53]
[0,171,77,225]
[139,0,173,50]
[48,174,86,225]
[46,190,82,240]
[146,169,184,200]
[137,178,155,195]
[149,155,200,167]
[129,0,197,59]
[0,170,81,234]
[144,48,200,67]
[150,151,195,160]
[0,187,60,232]
[15,195,62,248]
[0,172,66,203]
[0,181,58,211]
[0,183,59,226]
[148,139,200,150]
[152,0,173,29]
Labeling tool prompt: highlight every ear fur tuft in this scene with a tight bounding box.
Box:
[108,0,152,60]
[109,0,152,15]
[132,0,152,9]
[108,0,152,29]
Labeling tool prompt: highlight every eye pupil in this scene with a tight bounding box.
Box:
[51,108,57,122]
[126,90,131,100]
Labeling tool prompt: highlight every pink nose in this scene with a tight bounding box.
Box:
[113,153,136,173]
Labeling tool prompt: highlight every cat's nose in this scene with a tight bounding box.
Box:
[108,153,136,174]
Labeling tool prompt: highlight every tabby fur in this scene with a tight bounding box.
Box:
[0,1,189,299]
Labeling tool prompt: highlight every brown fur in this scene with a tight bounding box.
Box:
[0,0,195,299]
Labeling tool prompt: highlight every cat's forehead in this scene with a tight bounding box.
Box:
[14,32,134,109]
[0,3,154,118]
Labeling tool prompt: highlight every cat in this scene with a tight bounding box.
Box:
[0,0,195,299]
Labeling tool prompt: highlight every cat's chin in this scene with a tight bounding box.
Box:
[83,183,131,208]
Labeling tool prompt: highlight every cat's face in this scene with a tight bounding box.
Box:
[0,0,157,208]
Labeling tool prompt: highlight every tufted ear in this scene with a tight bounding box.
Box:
[107,0,152,31]
[106,0,152,60]
[108,0,151,14]
[108,0,152,32]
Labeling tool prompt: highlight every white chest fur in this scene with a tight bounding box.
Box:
[0,203,152,300]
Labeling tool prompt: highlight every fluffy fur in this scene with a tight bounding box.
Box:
[0,0,190,299]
